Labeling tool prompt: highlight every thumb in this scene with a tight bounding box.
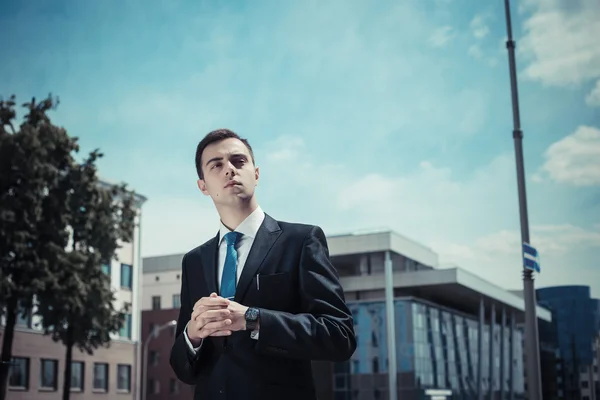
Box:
[210,292,218,297]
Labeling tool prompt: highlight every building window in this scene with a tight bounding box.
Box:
[152,296,161,310]
[101,263,111,276]
[93,363,108,391]
[40,359,58,390]
[170,378,179,394]
[120,263,133,289]
[9,357,29,389]
[117,364,131,392]
[172,294,181,308]
[155,275,159,281]
[371,331,378,348]
[120,314,132,339]
[372,357,379,373]
[148,378,160,395]
[149,351,159,366]
[15,304,32,328]
[70,361,84,391]
[149,323,156,335]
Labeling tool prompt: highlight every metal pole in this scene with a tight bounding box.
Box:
[135,210,144,400]
[500,307,506,400]
[477,298,484,400]
[509,312,515,400]
[502,1,542,399]
[489,303,495,400]
[142,320,176,400]
[384,251,397,400]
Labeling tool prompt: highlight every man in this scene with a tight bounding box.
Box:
[169,129,356,400]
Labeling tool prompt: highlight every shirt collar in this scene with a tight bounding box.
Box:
[218,206,265,244]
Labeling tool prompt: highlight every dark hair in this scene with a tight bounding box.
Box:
[195,128,255,179]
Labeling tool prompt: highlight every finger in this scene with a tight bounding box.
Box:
[191,305,228,321]
[208,329,232,337]
[198,309,231,325]
[193,296,230,309]
[191,309,203,321]
[200,318,232,335]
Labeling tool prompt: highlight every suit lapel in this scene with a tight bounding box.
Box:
[201,232,220,296]
[235,214,281,302]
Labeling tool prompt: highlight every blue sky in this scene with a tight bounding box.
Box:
[2,0,599,296]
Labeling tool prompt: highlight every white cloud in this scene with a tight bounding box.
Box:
[142,196,221,257]
[252,135,600,296]
[470,15,490,39]
[432,224,600,296]
[259,136,518,246]
[538,125,600,186]
[429,26,456,47]
[468,44,483,59]
[467,14,498,66]
[519,0,600,87]
[585,80,600,107]
[476,224,600,257]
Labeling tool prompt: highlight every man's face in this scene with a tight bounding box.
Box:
[197,138,259,206]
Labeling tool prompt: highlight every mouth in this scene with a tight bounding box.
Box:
[224,181,242,188]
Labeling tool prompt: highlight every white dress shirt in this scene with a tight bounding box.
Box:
[184,206,265,353]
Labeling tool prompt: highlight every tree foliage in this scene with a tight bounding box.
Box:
[0,95,138,400]
[0,95,77,400]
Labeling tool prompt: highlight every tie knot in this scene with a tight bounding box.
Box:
[224,231,242,246]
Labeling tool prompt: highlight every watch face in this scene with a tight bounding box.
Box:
[246,307,259,321]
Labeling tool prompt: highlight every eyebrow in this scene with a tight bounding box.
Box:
[205,156,223,167]
[205,153,247,167]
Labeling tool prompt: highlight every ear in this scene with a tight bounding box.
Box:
[254,166,260,185]
[197,179,210,196]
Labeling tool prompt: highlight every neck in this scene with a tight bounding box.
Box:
[217,198,259,230]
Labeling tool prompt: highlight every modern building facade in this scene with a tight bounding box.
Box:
[536,286,600,400]
[1,185,147,400]
[143,228,553,400]
[324,230,551,400]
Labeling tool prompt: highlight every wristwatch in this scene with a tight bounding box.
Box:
[245,307,260,331]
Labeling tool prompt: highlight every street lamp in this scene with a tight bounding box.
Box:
[141,320,176,400]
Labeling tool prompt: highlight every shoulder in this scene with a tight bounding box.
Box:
[181,234,218,266]
[272,216,327,242]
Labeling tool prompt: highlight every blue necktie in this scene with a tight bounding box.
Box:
[220,231,242,299]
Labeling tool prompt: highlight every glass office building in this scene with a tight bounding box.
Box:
[537,286,600,365]
[310,230,551,400]
[332,298,525,399]
[536,286,600,399]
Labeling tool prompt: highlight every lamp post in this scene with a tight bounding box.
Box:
[502,0,542,399]
[141,320,176,400]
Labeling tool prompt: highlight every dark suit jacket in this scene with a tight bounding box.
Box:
[169,214,356,400]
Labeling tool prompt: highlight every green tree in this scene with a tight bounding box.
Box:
[0,95,77,400]
[36,149,137,400]
[0,95,138,400]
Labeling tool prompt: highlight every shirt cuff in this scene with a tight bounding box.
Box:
[183,321,202,353]
[251,330,259,340]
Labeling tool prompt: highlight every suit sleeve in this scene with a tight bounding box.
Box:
[169,253,212,384]
[255,226,357,361]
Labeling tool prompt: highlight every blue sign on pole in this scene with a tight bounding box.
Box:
[523,242,540,273]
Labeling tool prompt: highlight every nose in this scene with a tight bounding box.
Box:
[225,161,237,176]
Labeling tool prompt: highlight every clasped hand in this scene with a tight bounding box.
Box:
[186,293,248,345]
